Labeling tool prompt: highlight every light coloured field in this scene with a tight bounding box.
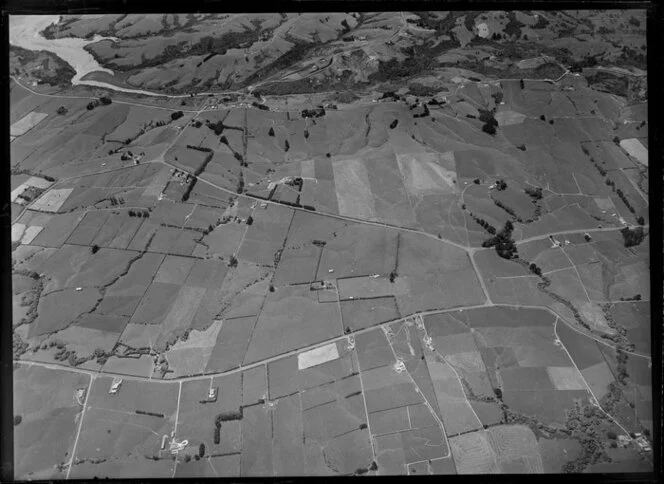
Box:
[546,366,587,391]
[21,226,43,244]
[10,111,48,137]
[619,138,648,166]
[579,301,614,334]
[495,110,527,126]
[298,342,340,370]
[593,197,614,212]
[30,188,74,212]
[142,166,173,200]
[427,356,482,436]
[24,176,54,189]
[516,57,547,69]
[11,223,25,242]
[449,430,499,474]
[487,425,544,473]
[396,152,456,195]
[301,159,315,178]
[446,351,487,373]
[164,320,223,377]
[332,157,376,220]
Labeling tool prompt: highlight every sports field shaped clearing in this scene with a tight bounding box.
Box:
[395,151,456,196]
[13,364,90,480]
[619,138,648,166]
[29,188,74,212]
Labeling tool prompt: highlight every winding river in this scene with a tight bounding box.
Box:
[9,15,177,97]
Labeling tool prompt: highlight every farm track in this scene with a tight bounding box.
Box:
[65,372,94,479]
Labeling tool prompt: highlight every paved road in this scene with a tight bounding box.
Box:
[515,225,648,245]
[16,300,649,389]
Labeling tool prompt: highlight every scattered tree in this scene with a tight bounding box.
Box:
[228,255,238,268]
[91,245,100,254]
[268,126,275,137]
[473,178,480,184]
[519,79,525,89]
[607,430,618,440]
[269,284,275,292]
[516,144,526,151]
[171,111,184,121]
[389,270,398,283]
[637,216,645,225]
[246,215,254,225]
[389,119,398,129]
[284,139,290,152]
[14,415,22,426]
[100,96,112,105]
[199,443,205,458]
[56,106,68,115]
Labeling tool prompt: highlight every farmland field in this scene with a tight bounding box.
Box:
[10,9,650,479]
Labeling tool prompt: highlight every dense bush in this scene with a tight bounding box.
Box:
[525,186,542,199]
[620,226,645,248]
[301,107,325,118]
[482,221,517,259]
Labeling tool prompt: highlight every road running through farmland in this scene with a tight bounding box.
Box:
[16,300,649,390]
[19,300,649,463]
